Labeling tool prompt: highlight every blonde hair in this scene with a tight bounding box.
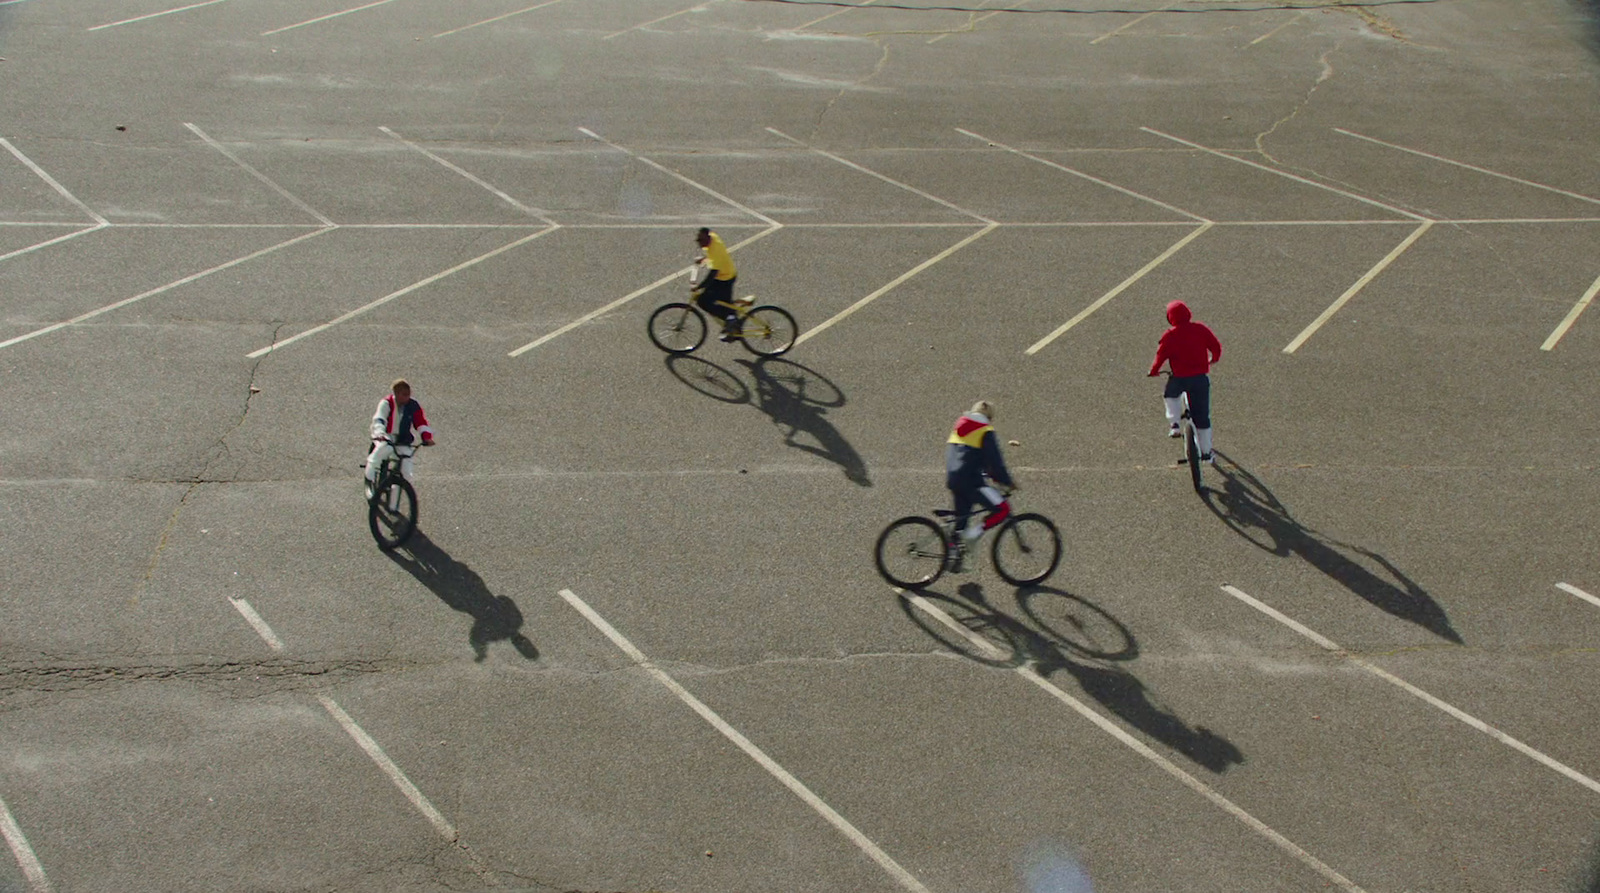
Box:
[391,379,411,395]
[969,400,994,420]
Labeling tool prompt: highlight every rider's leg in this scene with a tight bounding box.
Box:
[1186,375,1213,460]
[977,485,1011,533]
[364,442,394,482]
[1161,376,1184,437]
[399,454,416,482]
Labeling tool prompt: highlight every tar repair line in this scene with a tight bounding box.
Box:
[765,127,1001,346]
[900,590,1367,893]
[508,126,783,356]
[228,597,468,844]
[1541,271,1600,351]
[1282,219,1434,354]
[248,226,558,358]
[1219,584,1600,797]
[432,0,567,38]
[184,123,336,227]
[378,126,559,227]
[87,0,232,31]
[1334,128,1600,208]
[0,793,51,893]
[1026,221,1214,355]
[557,588,934,893]
[0,138,108,226]
[956,127,1207,222]
[261,0,403,36]
[0,227,329,352]
[1556,583,1600,611]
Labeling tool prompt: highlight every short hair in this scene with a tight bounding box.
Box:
[970,400,994,420]
[391,379,411,394]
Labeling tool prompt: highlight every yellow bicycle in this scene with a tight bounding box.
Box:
[649,270,798,356]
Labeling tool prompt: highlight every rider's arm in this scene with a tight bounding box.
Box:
[1148,331,1170,376]
[412,403,435,445]
[1205,324,1222,365]
[982,431,1014,489]
[371,397,392,441]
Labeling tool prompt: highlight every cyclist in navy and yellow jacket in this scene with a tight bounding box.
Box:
[946,401,1014,570]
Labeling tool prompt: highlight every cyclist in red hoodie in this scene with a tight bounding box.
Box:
[1147,300,1222,463]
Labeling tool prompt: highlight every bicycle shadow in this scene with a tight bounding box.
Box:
[1202,452,1461,644]
[738,357,870,487]
[386,533,540,662]
[662,353,871,487]
[898,582,1244,774]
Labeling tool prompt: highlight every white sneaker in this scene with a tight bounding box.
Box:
[1201,452,1215,465]
[1168,423,1181,439]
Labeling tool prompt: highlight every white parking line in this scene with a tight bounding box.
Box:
[902,591,1366,893]
[1250,11,1307,45]
[228,597,286,652]
[248,226,557,358]
[956,127,1206,221]
[378,126,559,226]
[1142,127,1427,222]
[558,588,933,893]
[0,224,107,264]
[1220,584,1600,797]
[184,123,335,226]
[580,127,778,227]
[509,225,780,356]
[261,0,402,36]
[0,227,329,352]
[1283,219,1433,354]
[432,0,566,38]
[1026,221,1214,356]
[1541,272,1600,351]
[0,138,108,225]
[603,0,715,40]
[86,0,232,31]
[1334,128,1600,207]
[1556,582,1600,610]
[317,695,459,840]
[0,794,50,893]
[766,127,992,223]
[796,223,997,346]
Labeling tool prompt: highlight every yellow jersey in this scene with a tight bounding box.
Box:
[703,232,736,281]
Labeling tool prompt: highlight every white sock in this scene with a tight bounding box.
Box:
[1197,427,1213,456]
[1163,397,1183,426]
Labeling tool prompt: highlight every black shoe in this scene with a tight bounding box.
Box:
[719,332,736,343]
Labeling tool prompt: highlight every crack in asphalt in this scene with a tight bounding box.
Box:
[0,657,398,699]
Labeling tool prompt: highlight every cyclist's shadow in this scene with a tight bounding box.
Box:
[899,582,1244,774]
[663,353,870,487]
[387,533,540,662]
[1202,453,1461,644]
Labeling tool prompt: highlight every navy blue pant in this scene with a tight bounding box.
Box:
[949,484,1007,545]
[1164,374,1211,428]
[695,275,737,326]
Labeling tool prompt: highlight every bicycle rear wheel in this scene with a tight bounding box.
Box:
[874,516,948,589]
[648,303,707,354]
[992,513,1060,586]
[368,477,418,551]
[738,305,798,357]
[1184,421,1203,492]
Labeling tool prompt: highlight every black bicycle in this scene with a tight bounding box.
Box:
[648,269,798,357]
[366,440,426,551]
[875,494,1061,589]
[1163,371,1204,493]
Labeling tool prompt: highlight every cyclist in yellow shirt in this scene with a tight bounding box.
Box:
[693,227,740,341]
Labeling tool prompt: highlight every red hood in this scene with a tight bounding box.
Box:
[1166,300,1191,326]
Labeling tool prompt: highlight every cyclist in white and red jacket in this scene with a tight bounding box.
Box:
[365,378,434,488]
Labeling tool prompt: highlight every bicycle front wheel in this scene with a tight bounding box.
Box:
[874,516,948,589]
[992,513,1060,586]
[738,306,798,357]
[368,477,418,551]
[1185,423,1203,493]
[649,303,707,354]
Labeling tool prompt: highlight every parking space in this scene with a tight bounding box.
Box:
[5,1,1600,891]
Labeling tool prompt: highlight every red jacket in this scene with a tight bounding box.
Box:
[1149,301,1221,377]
